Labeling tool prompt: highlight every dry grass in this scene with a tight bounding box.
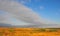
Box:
[0,28,60,36]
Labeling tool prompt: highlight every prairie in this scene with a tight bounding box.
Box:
[0,28,60,36]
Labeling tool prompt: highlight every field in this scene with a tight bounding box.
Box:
[0,28,60,36]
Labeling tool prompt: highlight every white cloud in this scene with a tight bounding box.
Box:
[23,0,31,2]
[20,0,31,4]
[0,0,60,27]
[0,11,32,26]
[0,0,41,24]
[19,0,26,4]
[40,6,44,10]
[35,0,41,2]
[55,13,59,16]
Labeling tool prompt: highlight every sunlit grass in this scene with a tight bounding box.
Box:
[0,28,60,36]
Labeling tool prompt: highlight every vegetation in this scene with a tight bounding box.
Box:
[0,28,60,36]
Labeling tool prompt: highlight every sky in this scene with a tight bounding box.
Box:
[18,0,60,24]
[21,0,60,22]
[0,0,60,27]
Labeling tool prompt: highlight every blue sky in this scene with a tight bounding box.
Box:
[18,0,60,23]
[0,0,60,25]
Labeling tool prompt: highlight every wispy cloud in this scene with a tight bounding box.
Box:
[0,0,59,27]
[20,0,31,4]
[24,0,31,2]
[40,6,44,10]
[35,0,41,2]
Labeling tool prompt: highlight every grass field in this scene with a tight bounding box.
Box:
[0,28,60,36]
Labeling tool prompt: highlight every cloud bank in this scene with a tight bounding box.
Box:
[0,0,59,27]
[0,0,42,24]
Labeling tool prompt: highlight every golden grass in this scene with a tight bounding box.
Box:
[0,28,60,36]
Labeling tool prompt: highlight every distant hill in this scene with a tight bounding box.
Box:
[0,23,60,28]
[0,23,13,27]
